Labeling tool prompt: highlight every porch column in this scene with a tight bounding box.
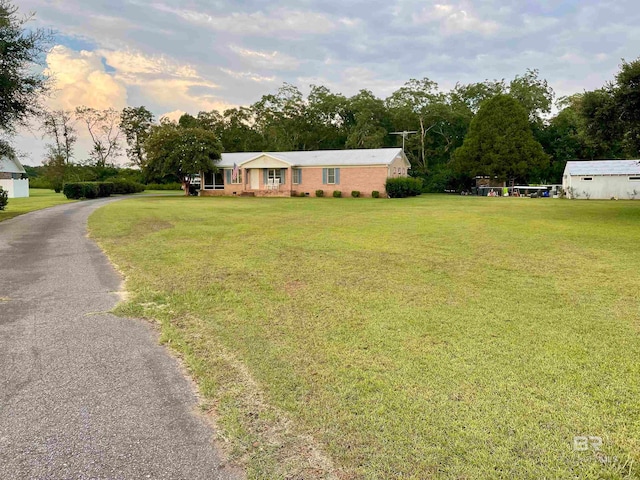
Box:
[288,166,293,196]
[242,168,247,190]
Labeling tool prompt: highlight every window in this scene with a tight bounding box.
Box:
[230,169,242,184]
[293,168,301,184]
[581,177,593,181]
[268,168,282,184]
[204,172,224,190]
[393,167,397,174]
[327,168,336,184]
[322,168,339,185]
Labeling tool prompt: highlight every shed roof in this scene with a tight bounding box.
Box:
[0,155,26,174]
[564,160,640,176]
[218,148,405,168]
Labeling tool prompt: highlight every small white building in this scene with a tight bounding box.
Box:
[0,154,29,198]
[562,160,640,200]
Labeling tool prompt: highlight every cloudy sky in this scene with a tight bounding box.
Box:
[14,0,640,165]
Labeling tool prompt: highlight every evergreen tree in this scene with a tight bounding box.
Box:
[452,94,548,182]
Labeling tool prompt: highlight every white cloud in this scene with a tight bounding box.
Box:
[412,3,500,35]
[152,5,336,36]
[100,49,199,78]
[221,68,277,84]
[100,49,233,115]
[229,45,301,70]
[44,45,128,110]
[160,110,187,123]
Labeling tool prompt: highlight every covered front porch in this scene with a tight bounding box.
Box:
[199,154,296,197]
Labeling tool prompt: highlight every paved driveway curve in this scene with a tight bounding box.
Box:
[0,199,240,480]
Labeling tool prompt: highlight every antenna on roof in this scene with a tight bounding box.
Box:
[390,131,417,152]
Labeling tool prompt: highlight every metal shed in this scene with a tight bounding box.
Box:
[562,160,640,199]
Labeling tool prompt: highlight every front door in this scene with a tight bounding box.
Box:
[250,169,259,190]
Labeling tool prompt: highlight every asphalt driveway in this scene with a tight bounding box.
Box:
[0,199,240,480]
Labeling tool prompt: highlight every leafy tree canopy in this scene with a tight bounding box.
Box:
[145,122,222,195]
[120,106,154,168]
[0,0,50,134]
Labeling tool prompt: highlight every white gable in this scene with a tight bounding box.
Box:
[238,154,291,169]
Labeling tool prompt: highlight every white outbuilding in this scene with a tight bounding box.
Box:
[0,154,29,198]
[562,160,640,200]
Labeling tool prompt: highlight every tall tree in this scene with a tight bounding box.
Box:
[615,58,640,156]
[508,69,554,123]
[305,85,349,150]
[145,121,222,195]
[449,80,505,115]
[452,94,548,182]
[75,106,122,167]
[0,0,50,134]
[220,107,265,152]
[345,90,390,149]
[251,83,308,151]
[533,96,589,183]
[120,106,154,168]
[580,88,624,158]
[41,110,76,163]
[196,110,225,134]
[387,78,441,170]
[42,153,66,193]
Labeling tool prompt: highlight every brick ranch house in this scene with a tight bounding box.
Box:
[199,148,411,197]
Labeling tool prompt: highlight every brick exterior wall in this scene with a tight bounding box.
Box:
[200,164,409,198]
[294,166,390,197]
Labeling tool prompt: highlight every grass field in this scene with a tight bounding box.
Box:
[0,189,74,222]
[89,195,640,479]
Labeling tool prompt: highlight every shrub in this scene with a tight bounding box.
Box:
[299,191,307,197]
[315,190,324,197]
[144,182,182,191]
[0,187,8,210]
[97,182,113,198]
[63,182,119,199]
[63,183,83,199]
[372,190,380,198]
[385,177,423,198]
[333,190,342,198]
[351,190,360,198]
[82,182,99,199]
[110,179,145,194]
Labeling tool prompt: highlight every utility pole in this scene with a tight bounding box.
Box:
[390,130,417,151]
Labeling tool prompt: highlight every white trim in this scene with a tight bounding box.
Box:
[238,153,292,167]
[326,167,336,184]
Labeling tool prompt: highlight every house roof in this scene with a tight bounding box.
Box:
[564,160,640,176]
[218,148,405,168]
[0,155,26,174]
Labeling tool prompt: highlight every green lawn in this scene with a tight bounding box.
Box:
[134,189,184,196]
[0,189,75,222]
[89,196,640,479]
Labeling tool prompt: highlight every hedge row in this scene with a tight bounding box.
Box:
[63,180,145,199]
[110,179,145,194]
[385,177,423,198]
